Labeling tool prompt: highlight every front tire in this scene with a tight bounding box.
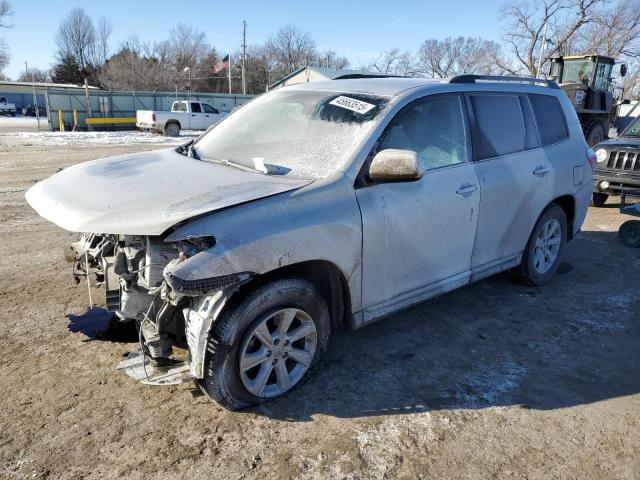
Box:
[591,192,609,207]
[512,204,567,286]
[202,278,331,410]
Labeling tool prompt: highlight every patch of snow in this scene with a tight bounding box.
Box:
[0,115,41,127]
[6,130,199,145]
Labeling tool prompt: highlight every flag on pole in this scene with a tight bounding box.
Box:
[214,54,230,73]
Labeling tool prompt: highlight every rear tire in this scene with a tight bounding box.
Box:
[512,204,567,286]
[202,278,331,410]
[165,122,180,137]
[619,220,640,248]
[590,192,609,207]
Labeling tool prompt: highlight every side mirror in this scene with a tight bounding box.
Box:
[620,63,628,77]
[368,149,423,182]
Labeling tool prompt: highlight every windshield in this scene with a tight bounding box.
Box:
[194,89,387,179]
[562,59,594,85]
[623,116,640,137]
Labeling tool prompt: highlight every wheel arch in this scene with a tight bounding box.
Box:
[231,260,351,329]
[548,195,576,240]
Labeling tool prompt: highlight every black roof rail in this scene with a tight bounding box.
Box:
[333,73,408,80]
[448,74,560,89]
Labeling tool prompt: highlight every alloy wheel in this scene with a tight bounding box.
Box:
[533,218,562,274]
[239,308,317,398]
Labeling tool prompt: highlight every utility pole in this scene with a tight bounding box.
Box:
[241,21,247,95]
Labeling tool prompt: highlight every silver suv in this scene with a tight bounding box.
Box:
[26,75,594,409]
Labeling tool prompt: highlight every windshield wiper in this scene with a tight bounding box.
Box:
[210,158,265,174]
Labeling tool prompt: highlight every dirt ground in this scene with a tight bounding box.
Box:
[1,121,639,480]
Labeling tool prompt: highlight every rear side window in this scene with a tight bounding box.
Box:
[191,102,202,113]
[202,103,219,114]
[529,94,568,145]
[470,95,525,160]
[173,102,187,112]
[519,96,540,149]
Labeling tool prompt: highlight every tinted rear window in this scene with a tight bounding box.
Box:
[529,94,568,145]
[471,95,526,160]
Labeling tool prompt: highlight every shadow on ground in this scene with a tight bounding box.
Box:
[67,307,138,342]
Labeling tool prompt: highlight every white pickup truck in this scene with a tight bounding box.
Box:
[0,96,17,116]
[137,100,227,136]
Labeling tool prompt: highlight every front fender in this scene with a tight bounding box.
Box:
[165,177,363,311]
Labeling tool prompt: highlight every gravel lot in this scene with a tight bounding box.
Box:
[1,119,639,479]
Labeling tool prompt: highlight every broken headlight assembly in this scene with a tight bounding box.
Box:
[173,235,216,259]
[165,235,251,296]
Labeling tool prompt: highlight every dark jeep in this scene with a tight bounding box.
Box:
[592,115,640,207]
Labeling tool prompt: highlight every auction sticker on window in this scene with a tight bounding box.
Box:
[329,96,375,114]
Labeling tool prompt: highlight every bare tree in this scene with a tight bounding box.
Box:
[96,17,112,65]
[0,0,11,27]
[99,36,175,91]
[0,0,12,78]
[17,67,49,82]
[169,23,207,72]
[499,0,602,75]
[417,37,504,77]
[266,25,317,74]
[0,38,8,79]
[364,48,416,75]
[316,49,350,69]
[575,0,640,57]
[55,8,97,73]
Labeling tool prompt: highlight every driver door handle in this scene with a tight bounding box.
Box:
[533,165,551,177]
[456,183,478,196]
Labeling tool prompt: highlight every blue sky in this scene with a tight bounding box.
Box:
[3,0,507,79]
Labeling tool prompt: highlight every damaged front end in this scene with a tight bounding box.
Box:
[67,233,249,380]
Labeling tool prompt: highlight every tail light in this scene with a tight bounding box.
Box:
[151,113,156,122]
[586,148,597,171]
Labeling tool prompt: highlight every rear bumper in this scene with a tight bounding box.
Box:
[593,170,640,194]
[136,122,157,130]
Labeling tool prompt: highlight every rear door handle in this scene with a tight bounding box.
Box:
[533,165,551,177]
[456,183,478,196]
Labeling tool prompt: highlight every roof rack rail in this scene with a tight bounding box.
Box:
[333,73,407,80]
[448,74,559,89]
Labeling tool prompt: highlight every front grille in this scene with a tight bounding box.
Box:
[606,150,640,172]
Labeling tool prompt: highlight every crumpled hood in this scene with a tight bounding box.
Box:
[25,148,310,235]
